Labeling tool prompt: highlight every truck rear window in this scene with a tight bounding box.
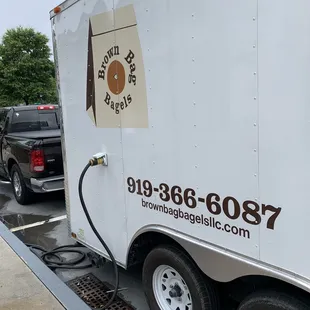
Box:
[10,110,60,132]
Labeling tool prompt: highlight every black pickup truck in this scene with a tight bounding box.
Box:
[0,105,64,205]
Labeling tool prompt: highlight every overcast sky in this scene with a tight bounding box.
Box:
[0,0,61,53]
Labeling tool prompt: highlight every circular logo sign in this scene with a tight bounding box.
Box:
[96,47,137,115]
[107,60,126,95]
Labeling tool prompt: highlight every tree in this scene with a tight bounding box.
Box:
[0,27,58,106]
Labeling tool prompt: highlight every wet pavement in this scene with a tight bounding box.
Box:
[0,183,70,249]
[0,179,149,310]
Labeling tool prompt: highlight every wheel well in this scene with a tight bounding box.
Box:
[224,274,310,306]
[127,231,184,268]
[7,158,17,174]
[127,231,310,306]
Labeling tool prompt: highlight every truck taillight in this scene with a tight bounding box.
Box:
[30,149,45,172]
[37,105,55,110]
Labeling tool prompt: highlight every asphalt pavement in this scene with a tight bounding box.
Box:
[0,180,149,310]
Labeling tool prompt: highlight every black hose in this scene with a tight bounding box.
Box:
[78,162,119,309]
[26,243,93,269]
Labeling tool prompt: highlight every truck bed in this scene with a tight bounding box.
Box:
[8,129,61,140]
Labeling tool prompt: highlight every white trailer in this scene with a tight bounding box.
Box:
[50,1,310,309]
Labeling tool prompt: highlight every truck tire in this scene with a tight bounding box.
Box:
[10,164,33,205]
[238,290,310,310]
[142,245,220,310]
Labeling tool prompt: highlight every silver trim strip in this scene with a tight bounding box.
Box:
[128,225,310,294]
[51,17,72,236]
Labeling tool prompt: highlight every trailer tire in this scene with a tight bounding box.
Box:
[142,245,219,310]
[10,164,33,205]
[238,290,310,310]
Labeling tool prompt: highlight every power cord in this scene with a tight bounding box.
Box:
[78,155,119,309]
[26,243,93,269]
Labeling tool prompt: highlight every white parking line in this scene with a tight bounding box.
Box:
[10,215,67,232]
[0,180,11,184]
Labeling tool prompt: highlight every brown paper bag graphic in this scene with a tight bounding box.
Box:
[86,5,148,128]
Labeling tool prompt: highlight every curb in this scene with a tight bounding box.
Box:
[0,221,90,310]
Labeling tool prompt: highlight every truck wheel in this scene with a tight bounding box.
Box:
[238,290,310,310]
[10,164,33,205]
[142,245,219,310]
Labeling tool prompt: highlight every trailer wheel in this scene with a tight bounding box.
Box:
[10,164,32,205]
[238,290,310,310]
[142,245,219,310]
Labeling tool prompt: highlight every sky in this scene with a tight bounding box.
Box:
[0,0,61,53]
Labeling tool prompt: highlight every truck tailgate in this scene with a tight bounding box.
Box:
[42,136,63,176]
[11,130,64,177]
